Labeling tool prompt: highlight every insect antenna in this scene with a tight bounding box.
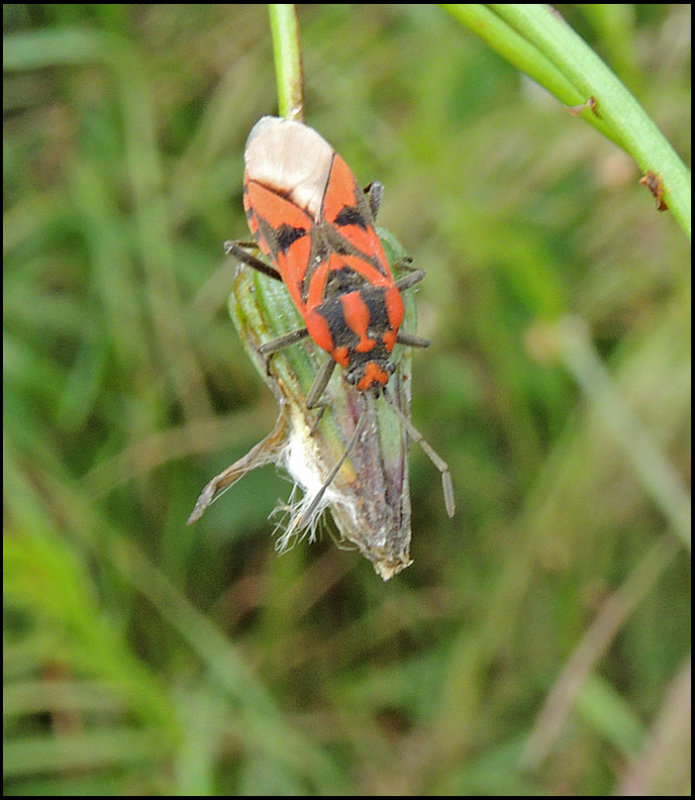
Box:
[291,408,369,532]
[383,389,456,517]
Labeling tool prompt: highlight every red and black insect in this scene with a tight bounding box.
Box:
[226,116,454,517]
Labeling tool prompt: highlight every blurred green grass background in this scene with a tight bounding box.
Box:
[3,4,690,795]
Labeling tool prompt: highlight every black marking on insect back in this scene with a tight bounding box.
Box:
[253,214,303,260]
[275,223,308,255]
[333,205,368,231]
[315,298,350,349]
[324,265,370,297]
[316,285,391,351]
[361,286,391,334]
[318,213,390,280]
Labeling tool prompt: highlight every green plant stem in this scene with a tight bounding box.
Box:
[267,4,305,120]
[444,4,691,239]
[442,4,624,147]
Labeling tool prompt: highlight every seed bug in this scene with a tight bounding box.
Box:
[225,116,454,520]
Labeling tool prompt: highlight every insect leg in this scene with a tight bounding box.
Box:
[305,358,337,409]
[396,330,431,349]
[363,180,384,220]
[258,331,336,420]
[305,358,338,431]
[385,390,455,517]
[258,328,310,357]
[224,240,283,282]
[258,328,310,375]
[394,268,429,348]
[395,269,426,292]
[396,268,430,347]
